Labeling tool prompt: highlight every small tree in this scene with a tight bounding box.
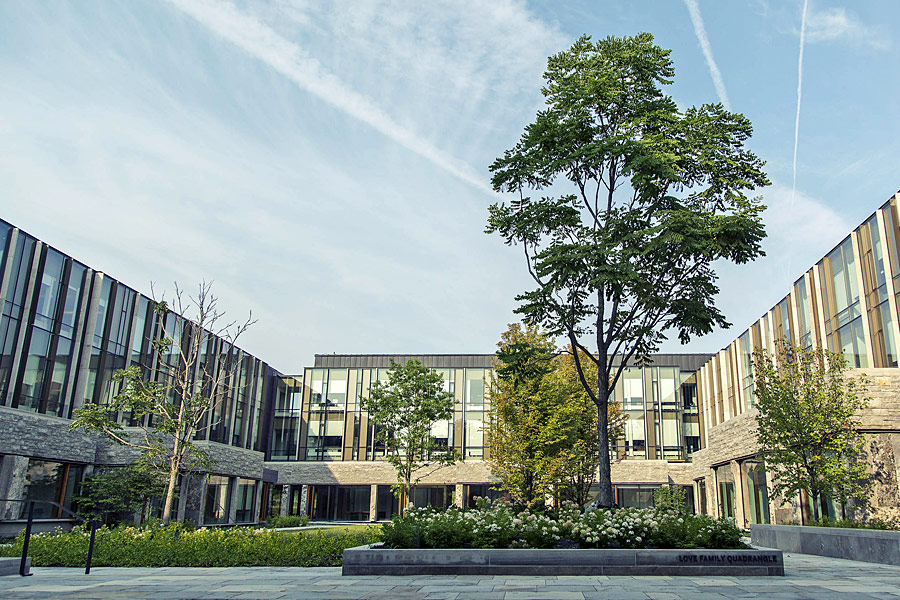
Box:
[70,282,254,523]
[361,360,457,508]
[485,323,558,507]
[486,33,769,506]
[486,324,625,507]
[74,462,166,524]
[752,343,872,521]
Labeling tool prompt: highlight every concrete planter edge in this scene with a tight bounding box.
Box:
[341,543,784,576]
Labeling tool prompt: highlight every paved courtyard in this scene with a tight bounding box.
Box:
[0,552,898,599]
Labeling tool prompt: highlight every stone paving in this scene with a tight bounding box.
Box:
[0,553,898,599]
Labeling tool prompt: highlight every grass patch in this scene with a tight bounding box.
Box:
[0,522,380,567]
[295,524,378,536]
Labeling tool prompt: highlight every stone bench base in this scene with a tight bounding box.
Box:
[342,544,784,576]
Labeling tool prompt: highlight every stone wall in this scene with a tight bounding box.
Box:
[0,407,268,514]
[610,460,697,486]
[0,406,100,464]
[691,369,900,525]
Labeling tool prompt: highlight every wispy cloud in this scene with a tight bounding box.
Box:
[804,5,891,50]
[683,0,730,110]
[167,0,494,194]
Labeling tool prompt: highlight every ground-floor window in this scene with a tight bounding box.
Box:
[741,461,770,524]
[376,485,399,520]
[408,485,454,510]
[22,458,83,519]
[234,478,257,523]
[463,484,504,508]
[204,475,232,525]
[697,479,708,515]
[715,465,735,519]
[308,485,370,521]
[586,484,695,512]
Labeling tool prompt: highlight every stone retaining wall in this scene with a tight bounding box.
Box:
[751,524,900,566]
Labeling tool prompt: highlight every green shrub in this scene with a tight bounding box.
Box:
[381,515,421,548]
[381,500,745,550]
[652,485,688,514]
[0,522,379,567]
[266,514,310,528]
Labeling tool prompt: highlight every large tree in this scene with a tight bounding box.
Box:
[70,282,254,523]
[486,33,769,506]
[752,343,872,521]
[361,360,457,508]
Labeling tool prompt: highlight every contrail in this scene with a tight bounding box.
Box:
[791,0,809,210]
[166,0,493,195]
[786,0,809,284]
[683,0,731,110]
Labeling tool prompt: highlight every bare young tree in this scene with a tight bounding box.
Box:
[70,281,255,523]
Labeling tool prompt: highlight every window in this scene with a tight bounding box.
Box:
[204,476,232,524]
[234,478,257,523]
[22,459,83,519]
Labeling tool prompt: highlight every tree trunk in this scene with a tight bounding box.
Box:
[162,438,182,524]
[595,391,613,507]
[162,461,179,524]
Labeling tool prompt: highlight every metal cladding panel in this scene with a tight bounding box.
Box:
[609,353,713,373]
[312,353,709,372]
[313,354,494,369]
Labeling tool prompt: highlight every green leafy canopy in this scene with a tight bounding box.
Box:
[485,33,769,505]
[752,343,872,520]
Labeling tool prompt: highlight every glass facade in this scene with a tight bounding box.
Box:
[0,218,275,450]
[610,366,701,461]
[699,196,900,442]
[294,363,501,463]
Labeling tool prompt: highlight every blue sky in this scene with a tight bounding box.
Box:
[1,1,897,373]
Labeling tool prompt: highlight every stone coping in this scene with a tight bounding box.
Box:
[751,523,900,566]
[342,544,784,576]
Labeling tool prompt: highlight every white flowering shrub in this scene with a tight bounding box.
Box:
[381,497,744,550]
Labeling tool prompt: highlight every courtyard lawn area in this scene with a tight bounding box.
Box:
[295,524,378,536]
[0,522,380,568]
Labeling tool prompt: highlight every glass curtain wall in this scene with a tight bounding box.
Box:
[822,238,868,367]
[613,366,695,460]
[303,369,346,460]
[270,376,303,460]
[0,219,274,453]
[464,369,485,458]
[860,214,899,367]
